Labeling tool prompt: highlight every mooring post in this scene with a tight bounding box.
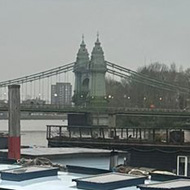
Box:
[8,85,20,160]
[124,153,131,166]
[109,150,118,171]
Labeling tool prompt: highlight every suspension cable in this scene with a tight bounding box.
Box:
[0,62,75,87]
[107,68,189,95]
[107,62,190,94]
[106,61,190,93]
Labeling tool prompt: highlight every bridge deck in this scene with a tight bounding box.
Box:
[0,103,190,116]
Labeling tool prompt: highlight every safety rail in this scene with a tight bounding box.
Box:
[46,125,190,145]
[0,103,190,115]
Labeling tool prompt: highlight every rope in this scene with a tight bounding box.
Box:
[17,157,67,171]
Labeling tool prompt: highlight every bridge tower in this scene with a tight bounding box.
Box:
[89,35,107,106]
[73,36,90,106]
[70,35,108,127]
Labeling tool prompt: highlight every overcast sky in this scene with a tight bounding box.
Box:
[0,0,190,82]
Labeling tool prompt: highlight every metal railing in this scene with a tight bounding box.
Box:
[0,103,190,116]
[47,125,190,145]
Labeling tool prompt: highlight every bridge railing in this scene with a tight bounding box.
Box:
[1,103,190,114]
[46,125,190,145]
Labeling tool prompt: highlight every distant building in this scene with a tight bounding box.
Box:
[51,82,72,105]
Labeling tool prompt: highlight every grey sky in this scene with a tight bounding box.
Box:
[0,0,190,81]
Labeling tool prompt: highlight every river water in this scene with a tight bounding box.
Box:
[0,119,66,147]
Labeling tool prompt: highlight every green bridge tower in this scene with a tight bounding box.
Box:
[73,35,107,107]
[73,35,90,106]
[89,35,107,106]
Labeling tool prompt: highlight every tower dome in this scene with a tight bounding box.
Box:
[75,35,89,68]
[91,34,104,60]
[90,34,106,72]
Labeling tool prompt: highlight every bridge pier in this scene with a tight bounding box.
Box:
[108,114,116,128]
[68,113,109,127]
[90,113,108,126]
[68,113,117,128]
[68,113,90,126]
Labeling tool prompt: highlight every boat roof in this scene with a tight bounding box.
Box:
[138,179,190,190]
[0,164,138,190]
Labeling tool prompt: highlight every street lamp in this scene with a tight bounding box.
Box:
[159,97,163,108]
[124,94,127,107]
[143,97,147,108]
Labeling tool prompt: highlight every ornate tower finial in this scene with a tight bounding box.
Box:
[76,34,89,61]
[82,34,84,44]
[96,31,99,42]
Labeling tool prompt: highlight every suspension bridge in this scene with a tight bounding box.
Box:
[1,36,190,172]
[0,43,189,111]
[0,36,189,129]
[0,62,189,120]
[0,62,189,105]
[0,36,189,118]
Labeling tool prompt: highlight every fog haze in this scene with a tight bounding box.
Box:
[0,0,190,81]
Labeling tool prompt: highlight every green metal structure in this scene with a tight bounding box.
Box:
[73,35,90,106]
[73,35,107,107]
